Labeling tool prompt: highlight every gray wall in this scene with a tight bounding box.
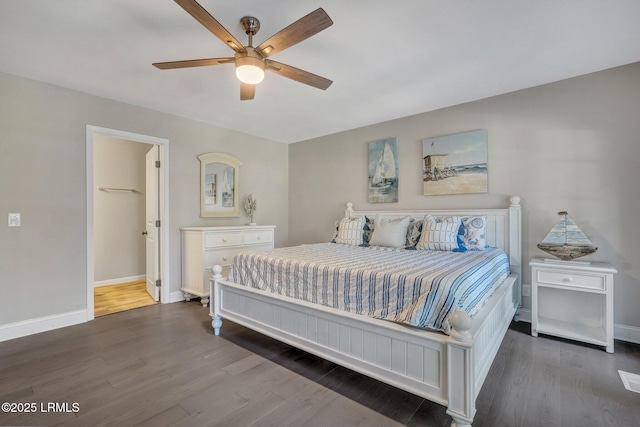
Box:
[289,62,640,331]
[0,71,288,326]
[94,136,151,283]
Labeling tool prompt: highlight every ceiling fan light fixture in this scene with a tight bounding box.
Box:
[235,54,265,84]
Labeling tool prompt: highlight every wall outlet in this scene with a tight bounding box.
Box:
[522,284,531,297]
[8,213,21,227]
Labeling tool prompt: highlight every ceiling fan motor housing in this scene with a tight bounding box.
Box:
[241,16,260,36]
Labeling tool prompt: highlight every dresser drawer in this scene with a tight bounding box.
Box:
[204,232,242,248]
[243,230,273,245]
[204,248,244,268]
[536,269,605,290]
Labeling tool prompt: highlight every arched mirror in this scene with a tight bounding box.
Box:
[198,152,242,218]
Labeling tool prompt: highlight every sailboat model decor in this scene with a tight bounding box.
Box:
[537,211,597,261]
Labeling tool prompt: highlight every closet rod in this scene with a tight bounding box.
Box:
[99,187,137,193]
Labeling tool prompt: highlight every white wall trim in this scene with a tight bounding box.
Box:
[0,310,87,343]
[86,125,171,322]
[170,291,187,303]
[94,275,146,288]
[518,307,532,323]
[614,324,640,345]
[517,310,639,345]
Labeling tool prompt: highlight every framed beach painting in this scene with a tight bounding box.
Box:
[368,138,399,203]
[422,130,488,196]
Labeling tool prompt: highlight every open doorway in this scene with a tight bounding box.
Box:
[86,126,170,321]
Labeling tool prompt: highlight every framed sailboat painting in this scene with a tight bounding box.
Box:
[368,138,399,203]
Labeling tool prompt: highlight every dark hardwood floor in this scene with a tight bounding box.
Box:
[1,301,639,426]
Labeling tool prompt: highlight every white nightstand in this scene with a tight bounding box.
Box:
[530,258,616,353]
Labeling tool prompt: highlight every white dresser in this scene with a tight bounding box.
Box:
[530,258,616,353]
[181,225,275,306]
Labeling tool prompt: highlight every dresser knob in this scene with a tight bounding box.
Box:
[222,238,227,243]
[563,276,574,283]
[257,236,262,240]
[222,256,227,261]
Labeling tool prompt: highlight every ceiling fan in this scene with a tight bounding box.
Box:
[153,0,333,100]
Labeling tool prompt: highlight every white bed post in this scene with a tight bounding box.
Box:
[508,196,522,317]
[210,265,223,336]
[447,311,474,427]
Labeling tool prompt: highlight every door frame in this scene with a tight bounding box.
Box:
[86,125,170,321]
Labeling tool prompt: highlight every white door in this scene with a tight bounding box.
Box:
[145,145,160,301]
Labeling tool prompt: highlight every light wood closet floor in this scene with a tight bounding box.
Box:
[94,280,157,317]
[1,301,638,426]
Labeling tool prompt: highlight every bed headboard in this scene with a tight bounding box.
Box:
[345,196,523,300]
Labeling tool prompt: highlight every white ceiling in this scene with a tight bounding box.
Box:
[1,1,639,144]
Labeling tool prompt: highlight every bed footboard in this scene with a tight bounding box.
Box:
[210,266,519,427]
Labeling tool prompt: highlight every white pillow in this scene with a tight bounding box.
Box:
[334,216,366,246]
[416,216,460,251]
[369,215,412,248]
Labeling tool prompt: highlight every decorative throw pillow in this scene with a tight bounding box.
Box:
[416,216,461,251]
[461,216,487,250]
[405,219,423,248]
[426,215,464,235]
[363,216,375,245]
[425,215,460,224]
[330,220,340,243]
[369,215,412,248]
[334,216,366,246]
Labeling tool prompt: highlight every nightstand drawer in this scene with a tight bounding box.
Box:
[204,232,242,248]
[536,270,605,290]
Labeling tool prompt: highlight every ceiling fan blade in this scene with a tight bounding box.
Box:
[256,8,333,58]
[153,57,234,69]
[240,82,255,100]
[266,60,332,90]
[174,0,246,53]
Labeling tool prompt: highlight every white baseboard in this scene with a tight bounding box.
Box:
[2,303,635,346]
[94,274,146,288]
[0,309,87,343]
[614,324,640,345]
[517,307,532,323]
[516,308,639,345]
[169,290,186,303]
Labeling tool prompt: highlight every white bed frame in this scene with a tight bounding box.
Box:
[210,196,522,426]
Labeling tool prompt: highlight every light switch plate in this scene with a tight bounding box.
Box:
[8,213,21,227]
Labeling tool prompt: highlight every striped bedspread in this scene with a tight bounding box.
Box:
[229,243,510,333]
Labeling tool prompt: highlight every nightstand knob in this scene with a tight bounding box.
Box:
[222,256,227,261]
[222,238,227,243]
[563,276,574,283]
[257,236,262,240]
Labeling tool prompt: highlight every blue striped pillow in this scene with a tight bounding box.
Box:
[334,216,366,246]
[416,215,464,251]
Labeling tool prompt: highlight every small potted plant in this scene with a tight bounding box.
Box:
[244,194,257,225]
